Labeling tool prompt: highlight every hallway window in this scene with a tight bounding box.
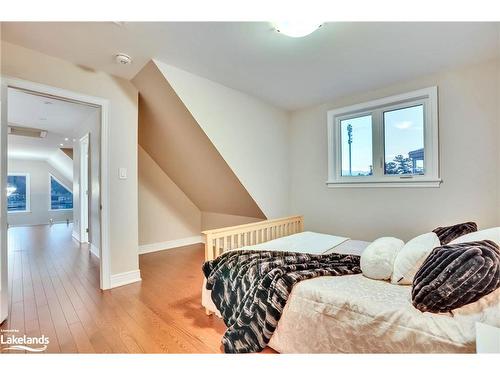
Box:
[50,175,73,210]
[7,173,30,212]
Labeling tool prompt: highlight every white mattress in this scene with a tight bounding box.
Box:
[237,231,350,254]
[202,232,500,353]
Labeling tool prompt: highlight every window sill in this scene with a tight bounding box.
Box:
[326,178,442,188]
[8,210,31,214]
[49,209,73,212]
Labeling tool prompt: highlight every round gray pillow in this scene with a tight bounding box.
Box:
[412,240,500,313]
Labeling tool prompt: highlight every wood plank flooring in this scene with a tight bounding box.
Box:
[0,223,263,354]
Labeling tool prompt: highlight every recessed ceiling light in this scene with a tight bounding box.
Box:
[64,138,69,141]
[72,138,76,142]
[273,21,323,38]
[59,143,64,147]
[115,53,132,65]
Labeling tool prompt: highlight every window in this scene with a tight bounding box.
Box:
[50,175,73,210]
[327,87,440,187]
[7,174,30,212]
[340,115,373,177]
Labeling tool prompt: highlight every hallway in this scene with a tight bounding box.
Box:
[0,224,227,353]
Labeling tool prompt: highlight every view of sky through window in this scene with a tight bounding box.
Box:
[7,175,27,212]
[340,115,373,176]
[339,105,424,177]
[50,176,73,210]
[384,105,424,175]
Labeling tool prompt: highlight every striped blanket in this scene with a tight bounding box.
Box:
[202,250,361,353]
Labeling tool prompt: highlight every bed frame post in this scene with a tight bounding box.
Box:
[205,233,214,261]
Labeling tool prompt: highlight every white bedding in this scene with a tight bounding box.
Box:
[237,231,350,254]
[268,274,500,353]
[202,231,500,353]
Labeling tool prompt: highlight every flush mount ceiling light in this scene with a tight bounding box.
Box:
[115,53,132,65]
[273,21,323,38]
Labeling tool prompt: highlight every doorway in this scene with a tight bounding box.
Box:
[0,77,111,324]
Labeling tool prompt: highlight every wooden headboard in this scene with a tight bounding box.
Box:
[202,215,304,261]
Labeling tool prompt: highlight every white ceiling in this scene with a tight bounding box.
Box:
[2,22,499,110]
[7,88,99,179]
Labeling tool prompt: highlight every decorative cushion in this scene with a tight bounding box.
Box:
[391,232,441,285]
[449,227,500,246]
[432,222,477,245]
[360,237,404,280]
[412,240,500,313]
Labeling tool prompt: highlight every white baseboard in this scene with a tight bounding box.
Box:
[72,230,80,242]
[110,270,141,289]
[90,243,100,259]
[138,235,204,255]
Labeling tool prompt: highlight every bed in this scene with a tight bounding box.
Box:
[201,216,500,353]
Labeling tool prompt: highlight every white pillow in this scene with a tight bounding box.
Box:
[449,227,500,246]
[391,232,441,285]
[361,237,404,280]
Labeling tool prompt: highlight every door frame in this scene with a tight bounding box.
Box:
[79,133,90,244]
[0,76,112,323]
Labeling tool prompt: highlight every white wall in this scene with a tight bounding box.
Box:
[1,41,139,276]
[156,61,290,219]
[289,59,500,241]
[7,159,73,226]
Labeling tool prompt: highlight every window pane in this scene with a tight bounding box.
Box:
[340,115,373,176]
[7,175,27,212]
[384,105,424,175]
[51,176,73,210]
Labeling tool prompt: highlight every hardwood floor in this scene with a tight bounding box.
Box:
[0,223,255,354]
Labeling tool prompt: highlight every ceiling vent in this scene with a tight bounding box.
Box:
[8,125,48,138]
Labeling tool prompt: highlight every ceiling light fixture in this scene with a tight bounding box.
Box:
[115,53,132,65]
[59,143,64,147]
[273,21,323,38]
[64,138,69,141]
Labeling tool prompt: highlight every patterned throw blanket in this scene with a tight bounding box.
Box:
[202,250,361,353]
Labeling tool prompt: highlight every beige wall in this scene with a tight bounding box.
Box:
[289,59,500,241]
[138,146,263,249]
[201,212,262,231]
[8,159,73,226]
[138,146,201,245]
[158,62,290,219]
[133,61,265,219]
[1,41,139,276]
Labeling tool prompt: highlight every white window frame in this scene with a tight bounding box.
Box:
[48,173,73,212]
[327,86,441,188]
[7,172,31,213]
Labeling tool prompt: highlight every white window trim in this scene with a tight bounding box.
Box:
[327,86,441,188]
[7,172,31,213]
[48,173,73,212]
